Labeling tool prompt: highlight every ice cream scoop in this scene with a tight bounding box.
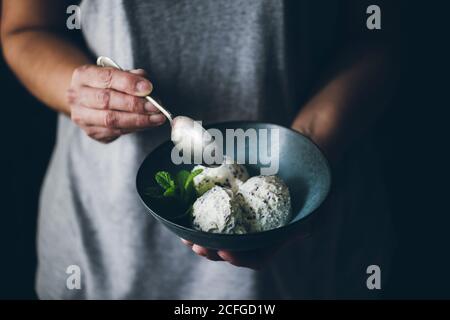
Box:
[170,116,217,165]
[192,158,249,195]
[192,186,246,234]
[236,175,291,232]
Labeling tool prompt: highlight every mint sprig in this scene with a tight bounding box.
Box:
[146,169,203,208]
[155,171,175,190]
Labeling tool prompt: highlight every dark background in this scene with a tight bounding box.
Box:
[0,2,448,299]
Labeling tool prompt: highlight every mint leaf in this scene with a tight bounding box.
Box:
[163,186,176,197]
[176,170,190,189]
[185,169,203,190]
[147,169,203,210]
[155,171,174,190]
[176,170,190,201]
[180,169,203,204]
[183,181,195,204]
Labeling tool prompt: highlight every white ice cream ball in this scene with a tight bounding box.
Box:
[192,186,246,234]
[192,159,249,195]
[171,116,213,161]
[236,175,291,232]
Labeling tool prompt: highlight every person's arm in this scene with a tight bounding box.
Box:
[292,0,399,165]
[1,0,165,143]
[1,0,89,114]
[291,46,396,165]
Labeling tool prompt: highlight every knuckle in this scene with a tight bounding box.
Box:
[72,114,81,124]
[71,68,81,83]
[66,88,77,105]
[129,96,142,113]
[71,107,82,124]
[97,89,110,109]
[136,115,150,128]
[85,128,96,138]
[123,74,139,93]
[99,68,114,88]
[72,64,89,83]
[104,111,118,128]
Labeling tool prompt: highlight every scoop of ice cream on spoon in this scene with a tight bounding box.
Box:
[170,116,217,164]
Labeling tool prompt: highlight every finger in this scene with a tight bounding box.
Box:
[191,245,224,261]
[77,86,160,113]
[181,239,193,247]
[217,250,271,270]
[204,250,224,262]
[72,65,152,96]
[96,136,120,144]
[192,244,209,257]
[81,125,122,143]
[72,105,166,129]
[217,251,245,267]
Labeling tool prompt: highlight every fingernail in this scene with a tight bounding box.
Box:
[149,114,166,123]
[217,251,228,260]
[136,80,152,94]
[192,246,206,257]
[144,101,157,112]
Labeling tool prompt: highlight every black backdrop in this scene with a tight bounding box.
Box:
[0,1,448,299]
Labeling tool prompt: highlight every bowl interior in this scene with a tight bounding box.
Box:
[136,121,331,233]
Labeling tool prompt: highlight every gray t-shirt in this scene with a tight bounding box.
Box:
[36,0,393,299]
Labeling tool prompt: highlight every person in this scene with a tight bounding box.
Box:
[1,0,399,299]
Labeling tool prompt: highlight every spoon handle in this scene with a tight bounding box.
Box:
[96,56,173,124]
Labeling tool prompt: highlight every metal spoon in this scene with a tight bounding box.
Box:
[96,56,221,166]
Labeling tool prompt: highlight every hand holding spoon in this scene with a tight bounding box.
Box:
[97,56,220,165]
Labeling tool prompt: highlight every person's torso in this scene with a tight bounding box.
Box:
[37,0,394,300]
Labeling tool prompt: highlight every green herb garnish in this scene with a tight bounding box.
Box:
[146,169,203,208]
[155,171,175,190]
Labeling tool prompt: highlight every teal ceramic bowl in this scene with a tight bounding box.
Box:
[136,121,331,251]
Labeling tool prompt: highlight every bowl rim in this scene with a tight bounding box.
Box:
[136,120,332,239]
